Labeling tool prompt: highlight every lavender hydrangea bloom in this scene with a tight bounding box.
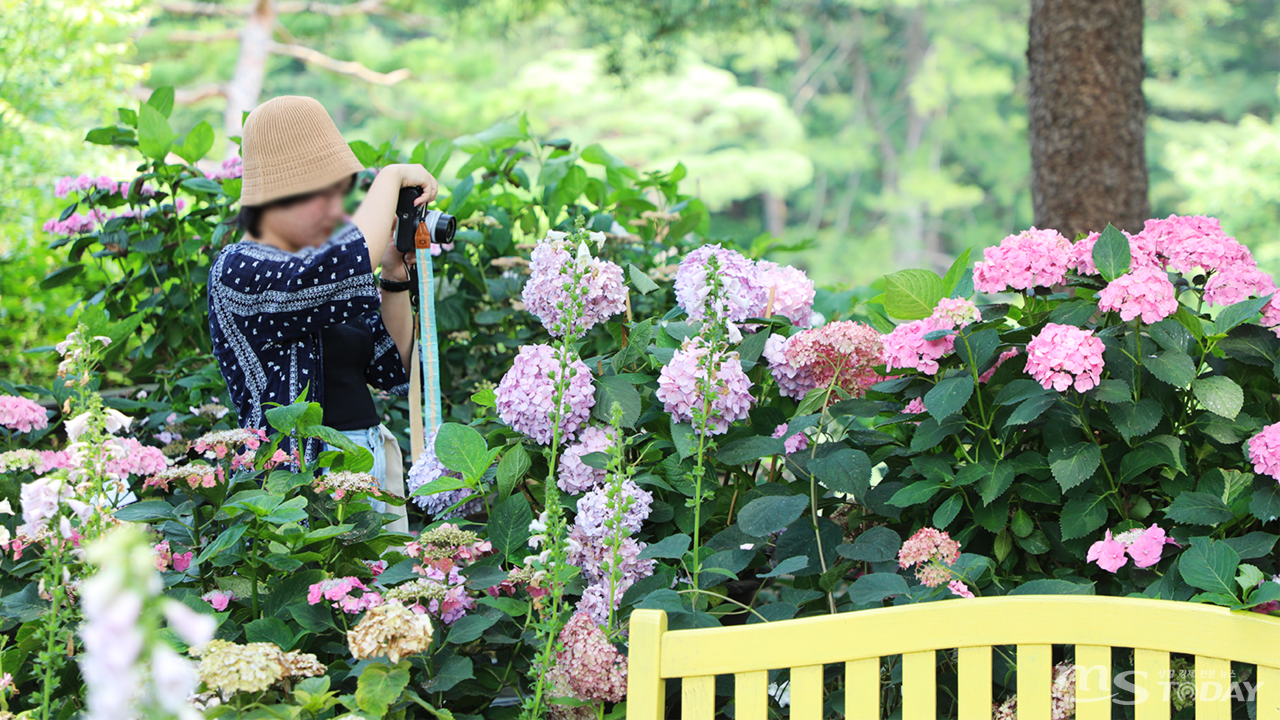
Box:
[574,479,653,537]
[566,527,656,588]
[754,260,815,326]
[656,337,754,435]
[522,233,627,336]
[558,426,614,494]
[405,428,483,518]
[674,244,767,323]
[495,344,596,444]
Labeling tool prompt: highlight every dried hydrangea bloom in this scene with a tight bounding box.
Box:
[190,640,288,695]
[144,463,220,492]
[555,612,628,702]
[191,428,265,460]
[897,527,961,588]
[346,598,434,664]
[315,471,381,501]
[281,650,326,678]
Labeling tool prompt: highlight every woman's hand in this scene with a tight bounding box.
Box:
[386,163,438,205]
[380,234,416,281]
[353,164,438,273]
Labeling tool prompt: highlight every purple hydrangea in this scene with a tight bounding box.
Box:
[574,479,653,538]
[674,244,768,323]
[558,426,614,494]
[522,234,627,337]
[656,337,754,435]
[754,261,815,326]
[566,527,656,590]
[495,344,596,445]
[405,427,485,518]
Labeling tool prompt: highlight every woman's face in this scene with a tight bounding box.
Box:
[259,178,351,250]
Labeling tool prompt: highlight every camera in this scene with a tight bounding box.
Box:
[395,186,457,254]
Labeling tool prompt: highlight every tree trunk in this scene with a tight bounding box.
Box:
[1028,0,1149,237]
[222,0,275,158]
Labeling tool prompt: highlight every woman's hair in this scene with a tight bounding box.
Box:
[235,172,357,239]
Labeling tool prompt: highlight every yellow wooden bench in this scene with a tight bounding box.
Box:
[626,596,1280,719]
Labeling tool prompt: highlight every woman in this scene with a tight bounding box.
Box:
[208,95,437,533]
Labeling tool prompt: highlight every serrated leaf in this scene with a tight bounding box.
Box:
[933,494,963,529]
[715,436,786,464]
[1092,224,1131,281]
[628,263,658,294]
[592,376,641,428]
[809,448,871,496]
[1192,376,1243,419]
[737,494,809,538]
[957,329,999,369]
[1048,300,1097,327]
[1009,579,1095,595]
[489,494,531,560]
[1060,494,1109,540]
[1106,398,1162,442]
[884,269,944,320]
[1048,442,1101,492]
[924,375,973,420]
[447,614,498,644]
[978,459,1015,505]
[1144,350,1195,389]
[1179,538,1240,598]
[848,573,909,605]
[424,654,474,693]
[1006,394,1057,427]
[495,443,530,502]
[1090,379,1132,404]
[671,420,697,460]
[1212,294,1271,335]
[836,527,902,563]
[888,478,944,507]
[434,423,493,483]
[759,556,809,578]
[638,534,691,560]
[1165,492,1234,525]
[1251,481,1280,522]
[1225,532,1278,560]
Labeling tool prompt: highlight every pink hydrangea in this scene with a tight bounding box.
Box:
[1248,422,1280,481]
[1097,267,1179,324]
[173,552,193,572]
[754,261,815,326]
[674,244,767,323]
[558,426,614,494]
[307,577,383,614]
[1140,214,1251,275]
[154,541,173,571]
[1122,525,1177,569]
[495,344,596,444]
[406,427,484,518]
[202,590,235,611]
[522,234,627,336]
[772,423,809,455]
[947,580,974,599]
[1203,264,1275,308]
[902,398,927,415]
[978,348,1021,383]
[656,337,753,435]
[764,321,884,400]
[0,395,49,433]
[566,527,656,590]
[555,612,628,703]
[1070,229,1160,276]
[55,174,95,198]
[1086,530,1128,573]
[105,438,169,479]
[931,297,980,327]
[207,157,243,181]
[881,316,956,376]
[1024,323,1105,393]
[897,527,960,588]
[573,479,653,538]
[973,228,1073,293]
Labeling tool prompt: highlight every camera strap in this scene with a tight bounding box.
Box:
[409,242,443,459]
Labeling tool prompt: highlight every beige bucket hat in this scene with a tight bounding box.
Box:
[239,95,364,206]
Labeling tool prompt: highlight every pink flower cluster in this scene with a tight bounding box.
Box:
[1087,525,1177,572]
[206,158,243,181]
[765,321,884,400]
[0,395,49,434]
[153,541,193,573]
[202,590,235,611]
[674,244,767,324]
[308,577,385,614]
[1024,323,1105,393]
[558,426,615,494]
[573,480,653,538]
[495,344,596,444]
[656,337,754,435]
[755,260,817,326]
[566,474,656,625]
[553,612,628,703]
[977,348,1020,384]
[522,234,627,336]
[192,428,265,459]
[1097,266,1178,324]
[0,449,70,475]
[882,298,979,376]
[54,174,156,199]
[772,423,809,455]
[947,580,974,599]
[143,463,222,492]
[406,427,484,518]
[104,438,169,479]
[973,228,1074,293]
[1248,423,1280,482]
[897,527,961,588]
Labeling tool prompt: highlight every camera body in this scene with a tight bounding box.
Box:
[395,186,458,254]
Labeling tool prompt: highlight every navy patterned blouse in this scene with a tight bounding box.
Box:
[208,223,410,465]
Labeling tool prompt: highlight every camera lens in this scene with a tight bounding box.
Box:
[425,210,456,245]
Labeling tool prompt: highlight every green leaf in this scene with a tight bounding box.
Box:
[1179,538,1241,597]
[421,137,454,177]
[40,265,84,289]
[977,458,1016,505]
[1092,224,1131,281]
[1106,398,1162,442]
[933,494,963,529]
[1144,351,1196,389]
[592,376,641,428]
[174,120,214,164]
[1049,300,1097,327]
[246,617,295,649]
[924,375,973,421]
[424,654,474,693]
[911,415,965,453]
[836,527,901,563]
[446,613,498,644]
[1006,394,1057,427]
[995,379,1052,406]
[489,494,531,560]
[888,478,944,508]
[883,269,944,320]
[1165,492,1234,525]
[671,420,697,460]
[454,116,528,152]
[941,247,972,296]
[1212,294,1272,335]
[146,86,175,118]
[356,662,411,716]
[809,448,871,496]
[1009,579,1095,595]
[264,401,323,436]
[957,329,999,370]
[638,534,691,560]
[1224,532,1278,560]
[496,443,531,502]
[471,385,496,408]
[434,423,493,482]
[628,263,658,295]
[1251,481,1280,522]
[715,436,785,464]
[737,494,809,538]
[1192,376,1243,419]
[581,143,639,178]
[760,556,809,578]
[1048,442,1101,492]
[348,140,379,167]
[1216,324,1279,366]
[1090,379,1132,404]
[1060,494,1109,540]
[848,573,909,605]
[180,177,224,195]
[1148,319,1194,354]
[137,104,175,161]
[195,524,248,565]
[113,499,175,522]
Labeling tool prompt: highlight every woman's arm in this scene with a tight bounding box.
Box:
[380,244,415,372]
[352,163,439,274]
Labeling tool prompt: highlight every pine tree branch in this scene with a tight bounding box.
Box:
[266,42,412,85]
